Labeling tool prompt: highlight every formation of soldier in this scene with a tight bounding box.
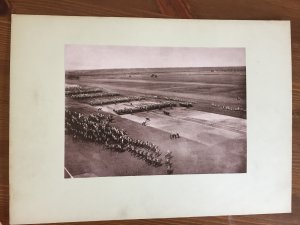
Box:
[89,96,145,106]
[154,95,195,103]
[165,150,174,174]
[65,109,163,167]
[70,92,120,99]
[113,102,177,115]
[179,102,193,108]
[211,103,246,112]
[65,84,80,92]
[65,86,103,96]
[65,85,182,174]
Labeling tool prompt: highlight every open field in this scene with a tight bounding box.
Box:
[68,67,246,118]
[65,67,246,177]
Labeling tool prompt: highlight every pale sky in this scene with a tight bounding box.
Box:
[65,45,245,71]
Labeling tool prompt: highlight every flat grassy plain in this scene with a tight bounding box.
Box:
[74,67,246,119]
[65,67,247,177]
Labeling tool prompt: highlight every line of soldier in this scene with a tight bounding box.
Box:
[165,150,174,174]
[65,84,80,91]
[65,87,104,96]
[113,102,177,115]
[211,103,246,112]
[89,96,145,106]
[70,92,120,99]
[179,102,193,108]
[156,95,194,103]
[65,109,163,167]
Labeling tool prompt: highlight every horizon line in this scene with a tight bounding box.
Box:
[65,65,246,72]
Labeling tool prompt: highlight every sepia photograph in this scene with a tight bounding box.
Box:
[64,45,247,178]
[10,15,292,224]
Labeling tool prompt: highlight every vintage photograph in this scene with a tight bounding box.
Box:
[64,45,246,178]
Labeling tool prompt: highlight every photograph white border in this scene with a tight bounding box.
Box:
[10,15,292,224]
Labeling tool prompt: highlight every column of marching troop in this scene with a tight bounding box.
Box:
[70,92,120,99]
[113,102,177,115]
[157,96,194,104]
[65,87,103,96]
[179,102,193,107]
[89,96,145,106]
[211,103,246,112]
[65,109,164,167]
